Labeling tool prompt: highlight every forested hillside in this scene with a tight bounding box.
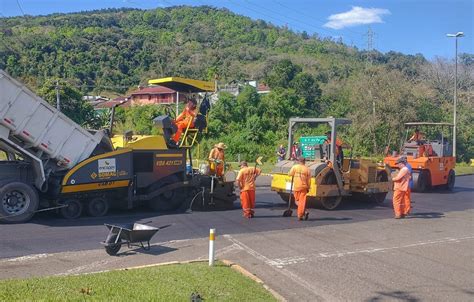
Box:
[0,6,472,162]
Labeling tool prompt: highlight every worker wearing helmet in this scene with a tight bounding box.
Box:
[236,161,261,218]
[172,99,197,144]
[208,142,226,177]
[391,157,412,219]
[288,157,311,221]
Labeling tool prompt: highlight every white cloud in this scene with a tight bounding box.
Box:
[324,6,391,30]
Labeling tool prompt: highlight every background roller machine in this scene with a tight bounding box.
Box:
[271,118,392,210]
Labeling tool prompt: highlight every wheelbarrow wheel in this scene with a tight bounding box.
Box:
[105,235,121,256]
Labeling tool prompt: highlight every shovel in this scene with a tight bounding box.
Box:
[253,156,263,180]
[283,175,294,217]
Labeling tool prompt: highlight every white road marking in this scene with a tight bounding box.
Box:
[3,253,49,263]
[197,242,244,260]
[215,243,244,256]
[271,235,474,267]
[224,234,337,301]
[1,238,194,264]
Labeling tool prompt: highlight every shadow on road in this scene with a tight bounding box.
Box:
[247,215,352,222]
[112,245,177,257]
[365,290,420,302]
[451,186,474,193]
[28,206,187,228]
[310,217,353,221]
[407,212,445,219]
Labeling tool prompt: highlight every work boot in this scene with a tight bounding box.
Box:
[304,212,309,221]
[298,217,303,221]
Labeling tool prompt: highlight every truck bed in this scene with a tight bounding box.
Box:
[0,70,104,170]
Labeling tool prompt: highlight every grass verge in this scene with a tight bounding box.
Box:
[0,262,276,301]
[455,163,474,176]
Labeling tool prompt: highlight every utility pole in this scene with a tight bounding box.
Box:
[365,26,377,154]
[366,26,376,118]
[55,80,60,111]
[447,32,464,158]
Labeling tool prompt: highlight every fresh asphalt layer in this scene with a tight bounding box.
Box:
[1,175,473,260]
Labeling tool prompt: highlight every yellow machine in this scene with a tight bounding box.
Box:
[54,77,237,219]
[271,118,391,210]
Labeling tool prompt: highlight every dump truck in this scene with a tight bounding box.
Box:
[384,122,456,191]
[0,70,236,223]
[271,118,391,210]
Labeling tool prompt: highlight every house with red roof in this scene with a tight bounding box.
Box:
[94,96,130,109]
[130,86,185,106]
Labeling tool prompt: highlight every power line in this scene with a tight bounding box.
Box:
[15,0,26,16]
[227,0,306,32]
[274,1,364,37]
[230,0,363,48]
[235,0,362,47]
[243,0,335,35]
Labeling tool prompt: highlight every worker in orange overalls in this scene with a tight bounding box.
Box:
[324,131,349,168]
[404,157,413,216]
[172,99,197,143]
[409,129,425,144]
[208,142,226,177]
[288,157,311,221]
[391,157,412,219]
[236,161,261,218]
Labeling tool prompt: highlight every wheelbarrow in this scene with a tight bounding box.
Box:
[102,222,170,256]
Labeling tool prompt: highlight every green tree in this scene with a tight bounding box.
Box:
[38,80,97,128]
[265,59,302,89]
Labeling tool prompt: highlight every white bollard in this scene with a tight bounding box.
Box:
[209,228,216,266]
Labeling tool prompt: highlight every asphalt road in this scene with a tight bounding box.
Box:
[1,176,473,259]
[1,175,473,301]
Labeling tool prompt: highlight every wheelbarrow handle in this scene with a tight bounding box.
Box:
[158,224,173,230]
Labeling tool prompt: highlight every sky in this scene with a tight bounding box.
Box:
[1,0,472,60]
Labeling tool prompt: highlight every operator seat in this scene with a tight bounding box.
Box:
[194,95,211,133]
[153,115,178,149]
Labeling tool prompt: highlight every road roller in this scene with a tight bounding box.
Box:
[271,117,391,210]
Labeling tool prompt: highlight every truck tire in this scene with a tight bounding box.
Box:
[413,170,430,192]
[60,199,83,219]
[0,181,39,223]
[87,197,109,217]
[147,175,183,211]
[445,169,455,191]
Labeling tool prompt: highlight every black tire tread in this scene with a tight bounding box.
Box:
[0,181,39,223]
